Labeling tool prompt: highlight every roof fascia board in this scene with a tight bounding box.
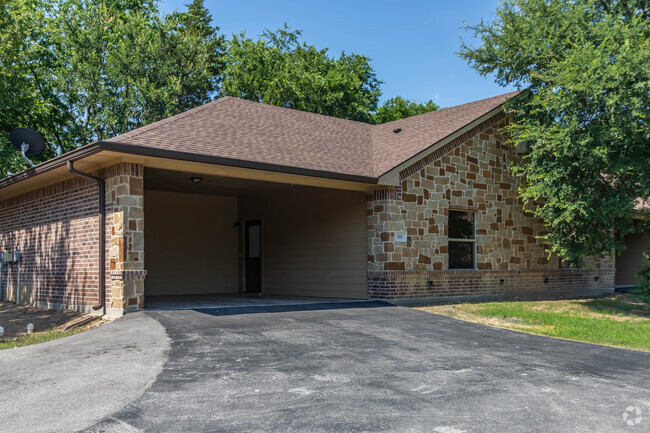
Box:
[0,142,102,190]
[376,105,506,186]
[0,151,135,201]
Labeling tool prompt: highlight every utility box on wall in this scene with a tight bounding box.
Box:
[0,250,20,264]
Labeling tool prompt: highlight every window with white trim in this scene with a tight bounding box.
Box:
[448,210,475,269]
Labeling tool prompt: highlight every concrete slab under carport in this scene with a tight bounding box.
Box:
[145,293,371,311]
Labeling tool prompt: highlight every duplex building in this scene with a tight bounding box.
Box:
[0,91,620,316]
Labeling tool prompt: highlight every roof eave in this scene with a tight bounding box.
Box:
[0,142,103,190]
[99,141,378,184]
[0,140,379,193]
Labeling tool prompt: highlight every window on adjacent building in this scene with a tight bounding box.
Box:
[448,210,475,269]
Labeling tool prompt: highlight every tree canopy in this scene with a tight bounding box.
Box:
[374,96,439,124]
[0,0,223,175]
[1,0,440,177]
[221,26,382,124]
[221,27,438,124]
[459,0,650,263]
[1,0,61,171]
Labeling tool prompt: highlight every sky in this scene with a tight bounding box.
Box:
[158,0,518,108]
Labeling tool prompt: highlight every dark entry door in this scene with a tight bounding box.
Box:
[245,220,262,293]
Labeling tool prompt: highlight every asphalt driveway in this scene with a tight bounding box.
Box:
[88,302,649,433]
[2,302,649,432]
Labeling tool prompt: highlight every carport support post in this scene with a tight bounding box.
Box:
[105,163,147,317]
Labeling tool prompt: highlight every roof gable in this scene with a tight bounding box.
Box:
[371,91,519,176]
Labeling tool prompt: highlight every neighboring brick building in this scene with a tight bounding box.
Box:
[0,91,616,316]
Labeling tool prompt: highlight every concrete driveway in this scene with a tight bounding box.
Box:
[2,302,649,432]
[0,313,170,433]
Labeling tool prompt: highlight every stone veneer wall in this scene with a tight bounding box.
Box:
[0,162,145,315]
[367,114,615,302]
[105,163,146,314]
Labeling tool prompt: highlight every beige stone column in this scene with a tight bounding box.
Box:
[104,163,146,316]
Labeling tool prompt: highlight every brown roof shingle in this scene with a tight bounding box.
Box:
[108,90,522,179]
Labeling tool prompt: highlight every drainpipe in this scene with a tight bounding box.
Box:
[15,249,20,304]
[67,161,105,313]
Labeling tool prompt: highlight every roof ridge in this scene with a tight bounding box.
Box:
[223,96,375,127]
[112,90,521,142]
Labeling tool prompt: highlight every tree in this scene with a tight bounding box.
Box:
[54,0,224,145]
[0,0,65,171]
[0,0,224,176]
[459,0,650,264]
[374,96,439,124]
[178,0,226,101]
[221,26,382,123]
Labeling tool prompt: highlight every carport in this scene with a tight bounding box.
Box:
[142,167,369,308]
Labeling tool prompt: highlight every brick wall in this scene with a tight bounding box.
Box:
[0,162,145,315]
[368,269,615,302]
[367,113,615,301]
[0,177,103,310]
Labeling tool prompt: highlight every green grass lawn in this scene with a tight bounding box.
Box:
[0,327,90,350]
[418,292,650,351]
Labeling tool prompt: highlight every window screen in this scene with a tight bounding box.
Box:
[448,210,475,269]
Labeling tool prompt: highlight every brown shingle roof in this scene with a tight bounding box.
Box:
[108,90,522,179]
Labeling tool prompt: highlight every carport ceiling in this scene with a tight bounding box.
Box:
[144,167,292,196]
